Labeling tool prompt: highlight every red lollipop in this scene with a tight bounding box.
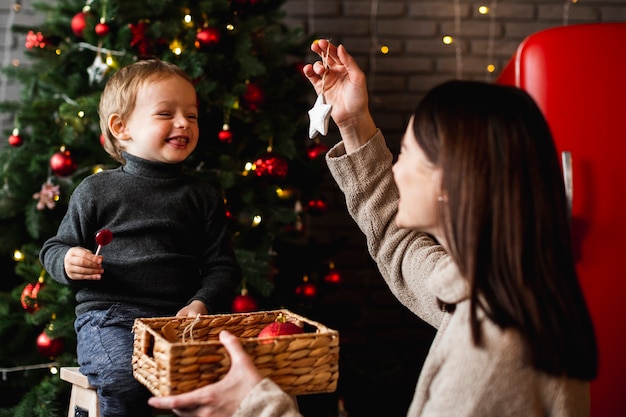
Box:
[95,229,113,255]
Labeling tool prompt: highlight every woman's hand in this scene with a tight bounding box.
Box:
[303,39,377,152]
[148,331,263,417]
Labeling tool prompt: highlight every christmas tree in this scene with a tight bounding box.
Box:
[0,0,337,415]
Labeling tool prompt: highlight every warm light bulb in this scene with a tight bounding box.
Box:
[380,45,389,54]
[13,249,24,261]
[226,24,235,31]
[169,40,183,55]
[252,215,262,226]
[50,366,59,375]
[478,6,489,14]
[78,111,85,118]
[487,64,496,73]
[442,35,454,45]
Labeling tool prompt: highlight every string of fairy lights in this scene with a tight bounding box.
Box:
[361,0,580,86]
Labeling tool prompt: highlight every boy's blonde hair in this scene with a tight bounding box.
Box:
[98,59,194,164]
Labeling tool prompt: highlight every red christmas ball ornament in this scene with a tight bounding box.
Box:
[218,124,233,144]
[195,27,221,48]
[50,149,77,177]
[324,269,342,284]
[295,276,318,298]
[231,288,258,313]
[95,22,110,37]
[37,331,65,358]
[8,128,23,147]
[21,282,43,312]
[306,141,329,160]
[243,82,264,111]
[71,11,89,37]
[257,313,304,344]
[253,151,288,179]
[306,198,328,216]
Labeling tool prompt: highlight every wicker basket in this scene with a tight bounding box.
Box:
[132,309,339,396]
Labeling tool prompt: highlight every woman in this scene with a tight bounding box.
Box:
[149,40,597,417]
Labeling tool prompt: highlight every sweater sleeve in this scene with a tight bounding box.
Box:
[325,130,446,328]
[233,379,302,417]
[39,181,95,286]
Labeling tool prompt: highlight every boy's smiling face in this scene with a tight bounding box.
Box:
[108,74,199,164]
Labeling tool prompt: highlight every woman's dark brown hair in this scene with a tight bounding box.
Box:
[412,80,597,379]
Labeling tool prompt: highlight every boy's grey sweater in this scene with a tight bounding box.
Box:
[40,152,240,317]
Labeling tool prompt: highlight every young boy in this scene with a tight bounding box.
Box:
[40,60,240,416]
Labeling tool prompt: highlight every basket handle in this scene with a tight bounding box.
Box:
[140,330,155,358]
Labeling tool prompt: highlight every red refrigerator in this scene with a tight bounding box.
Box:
[497,22,626,416]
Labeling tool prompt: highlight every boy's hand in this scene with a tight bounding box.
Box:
[64,247,104,280]
[176,300,208,318]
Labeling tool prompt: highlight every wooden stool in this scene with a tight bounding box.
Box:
[60,367,173,417]
[60,367,99,417]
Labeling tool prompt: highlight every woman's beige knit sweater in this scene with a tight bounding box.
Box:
[234,131,590,417]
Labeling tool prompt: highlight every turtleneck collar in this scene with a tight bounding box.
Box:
[121,152,184,179]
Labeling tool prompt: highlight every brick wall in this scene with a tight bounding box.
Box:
[0,0,42,137]
[1,1,624,415]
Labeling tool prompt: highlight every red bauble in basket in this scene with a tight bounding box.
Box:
[257,313,304,344]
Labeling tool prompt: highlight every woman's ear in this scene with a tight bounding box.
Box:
[108,114,130,141]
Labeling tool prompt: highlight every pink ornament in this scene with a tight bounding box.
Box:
[33,182,61,210]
